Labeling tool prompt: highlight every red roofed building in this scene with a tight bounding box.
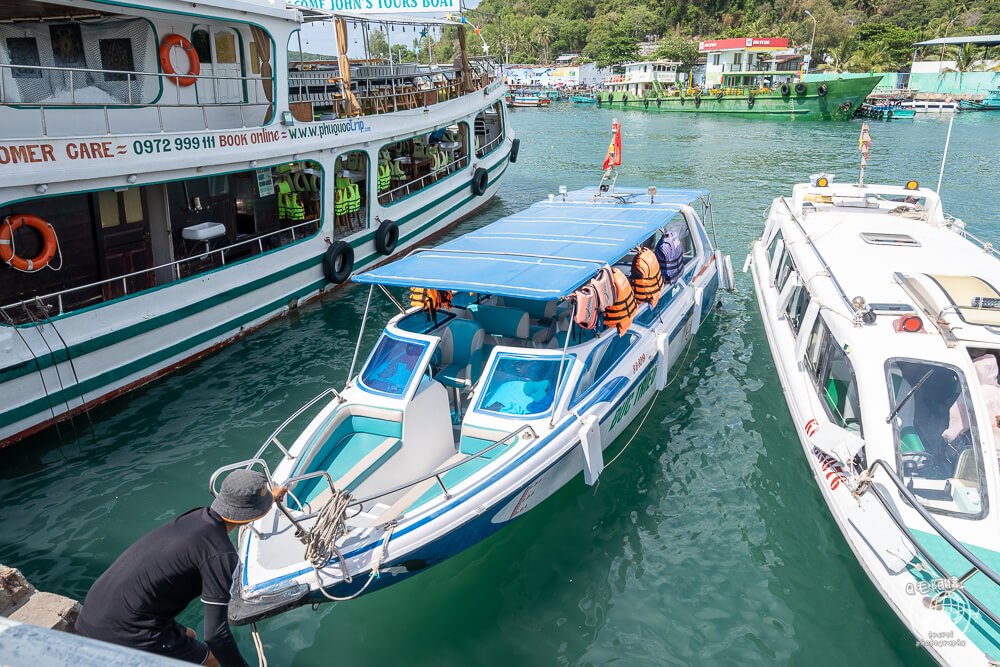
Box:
[698,37,802,88]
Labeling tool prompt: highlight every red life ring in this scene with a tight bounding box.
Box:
[1,215,58,272]
[160,34,200,87]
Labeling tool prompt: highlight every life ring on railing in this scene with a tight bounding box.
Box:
[322,241,354,284]
[160,34,200,87]
[1,215,58,272]
[471,167,489,196]
[374,219,399,256]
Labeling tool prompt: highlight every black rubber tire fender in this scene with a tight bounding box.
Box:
[694,94,701,107]
[680,96,685,105]
[817,83,828,97]
[374,219,399,256]
[780,83,790,97]
[643,97,649,108]
[656,97,662,107]
[717,91,724,102]
[748,93,755,107]
[795,82,807,95]
[471,167,489,196]
[509,137,520,163]
[322,241,354,284]
[622,93,628,103]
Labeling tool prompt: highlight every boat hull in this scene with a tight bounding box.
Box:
[597,76,881,120]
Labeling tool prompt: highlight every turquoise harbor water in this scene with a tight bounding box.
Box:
[2,107,999,666]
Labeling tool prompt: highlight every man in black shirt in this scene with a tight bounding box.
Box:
[77,470,286,666]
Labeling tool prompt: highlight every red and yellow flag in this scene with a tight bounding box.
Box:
[602,119,621,170]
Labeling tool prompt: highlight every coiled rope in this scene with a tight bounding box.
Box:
[306,488,396,602]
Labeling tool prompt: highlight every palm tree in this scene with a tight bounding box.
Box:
[819,38,859,73]
[938,4,966,66]
[942,46,997,75]
[846,42,890,72]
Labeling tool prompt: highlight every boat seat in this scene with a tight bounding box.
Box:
[435,319,485,389]
[303,434,401,511]
[468,304,529,339]
[498,296,558,322]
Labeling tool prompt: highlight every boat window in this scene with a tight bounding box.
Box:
[886,358,986,519]
[0,160,324,324]
[572,333,638,405]
[474,101,505,157]
[766,230,783,265]
[359,333,429,397]
[378,122,470,206]
[807,319,861,433]
[773,251,794,290]
[478,354,568,417]
[333,151,369,233]
[784,282,811,334]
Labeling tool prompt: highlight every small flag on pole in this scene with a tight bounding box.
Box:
[602,119,621,171]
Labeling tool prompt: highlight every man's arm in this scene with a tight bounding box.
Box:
[203,603,249,667]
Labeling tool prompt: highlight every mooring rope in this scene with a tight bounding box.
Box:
[306,488,397,602]
[250,622,267,667]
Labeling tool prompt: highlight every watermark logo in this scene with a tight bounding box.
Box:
[906,575,979,650]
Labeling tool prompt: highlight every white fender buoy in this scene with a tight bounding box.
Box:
[692,284,704,334]
[723,255,736,291]
[655,332,670,391]
[579,414,603,485]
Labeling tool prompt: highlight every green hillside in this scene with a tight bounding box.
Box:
[460,0,1000,72]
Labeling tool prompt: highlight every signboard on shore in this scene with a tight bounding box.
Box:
[288,0,460,14]
[698,38,788,52]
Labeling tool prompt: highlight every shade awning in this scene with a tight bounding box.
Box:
[913,35,1000,47]
[354,187,708,300]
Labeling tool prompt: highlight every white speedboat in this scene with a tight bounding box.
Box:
[0,0,514,448]
[748,173,1000,664]
[213,181,734,624]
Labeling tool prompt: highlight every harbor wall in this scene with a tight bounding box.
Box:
[808,71,1000,98]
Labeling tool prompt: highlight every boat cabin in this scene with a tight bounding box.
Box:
[604,61,681,98]
[698,37,800,89]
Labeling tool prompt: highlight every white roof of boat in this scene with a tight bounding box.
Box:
[784,181,1000,342]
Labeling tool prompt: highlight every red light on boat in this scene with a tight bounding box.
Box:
[893,314,924,333]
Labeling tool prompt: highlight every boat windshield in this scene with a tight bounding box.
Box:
[886,358,987,518]
[477,354,568,417]
[359,333,428,397]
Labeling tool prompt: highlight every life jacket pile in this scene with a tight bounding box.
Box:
[656,232,684,283]
[604,268,637,336]
[630,247,663,307]
[410,287,452,321]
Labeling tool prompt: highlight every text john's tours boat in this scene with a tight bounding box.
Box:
[748,128,1000,664]
[211,131,735,622]
[0,0,516,448]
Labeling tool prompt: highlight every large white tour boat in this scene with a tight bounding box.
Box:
[748,169,1000,664]
[0,0,516,448]
[210,180,734,624]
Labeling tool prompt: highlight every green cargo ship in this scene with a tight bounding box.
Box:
[596,76,882,120]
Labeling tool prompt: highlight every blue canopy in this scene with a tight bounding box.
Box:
[354,187,708,300]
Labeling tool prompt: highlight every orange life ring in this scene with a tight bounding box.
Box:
[1,215,58,272]
[160,34,200,87]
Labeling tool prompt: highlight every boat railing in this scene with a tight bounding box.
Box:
[0,62,271,135]
[952,224,1000,259]
[0,217,321,323]
[854,458,1000,628]
[379,153,470,204]
[476,132,505,158]
[212,422,539,536]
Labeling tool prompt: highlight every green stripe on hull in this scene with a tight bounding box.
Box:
[1,155,510,427]
[598,76,882,120]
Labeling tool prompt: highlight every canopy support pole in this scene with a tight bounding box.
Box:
[549,303,576,428]
[347,284,375,386]
[335,18,360,115]
[458,25,473,93]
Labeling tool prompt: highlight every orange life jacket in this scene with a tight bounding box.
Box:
[604,268,637,336]
[409,287,452,314]
[630,247,663,307]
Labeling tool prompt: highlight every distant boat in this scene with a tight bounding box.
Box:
[961,90,1000,111]
[598,76,882,120]
[572,95,597,104]
[901,99,961,113]
[506,84,551,108]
